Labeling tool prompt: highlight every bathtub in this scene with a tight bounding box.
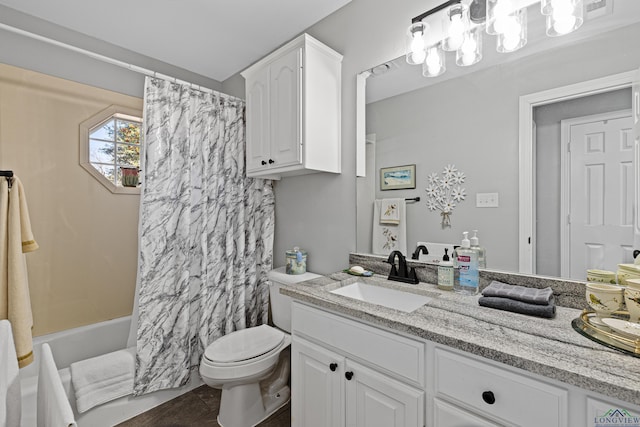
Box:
[20,316,202,426]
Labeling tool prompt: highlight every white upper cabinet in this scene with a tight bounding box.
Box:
[241,33,342,179]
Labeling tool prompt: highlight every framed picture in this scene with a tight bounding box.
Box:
[380,164,416,191]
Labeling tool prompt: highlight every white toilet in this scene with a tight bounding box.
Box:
[199,267,321,427]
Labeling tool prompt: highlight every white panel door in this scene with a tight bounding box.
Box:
[345,360,424,427]
[568,111,634,278]
[291,337,344,427]
[269,47,302,168]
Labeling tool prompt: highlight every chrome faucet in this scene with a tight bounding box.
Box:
[386,250,419,284]
[411,245,429,260]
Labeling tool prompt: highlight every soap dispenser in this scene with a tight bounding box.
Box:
[437,248,454,291]
[454,232,479,295]
[470,230,487,268]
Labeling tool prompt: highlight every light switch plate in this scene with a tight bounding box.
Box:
[476,192,499,208]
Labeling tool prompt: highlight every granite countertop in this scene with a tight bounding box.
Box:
[280,272,640,406]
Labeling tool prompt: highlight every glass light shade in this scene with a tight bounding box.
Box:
[456,26,483,67]
[406,22,428,65]
[443,3,469,52]
[545,0,584,36]
[486,0,519,35]
[496,8,527,52]
[422,45,446,77]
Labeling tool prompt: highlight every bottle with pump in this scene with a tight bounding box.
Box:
[437,248,454,291]
[470,230,487,268]
[454,231,479,295]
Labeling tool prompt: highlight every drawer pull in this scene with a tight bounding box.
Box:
[345,371,354,381]
[329,363,338,372]
[268,159,275,164]
[261,160,267,165]
[482,391,496,405]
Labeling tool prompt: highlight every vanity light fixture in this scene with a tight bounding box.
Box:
[406,0,584,77]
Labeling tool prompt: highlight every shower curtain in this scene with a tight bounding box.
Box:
[133,77,275,395]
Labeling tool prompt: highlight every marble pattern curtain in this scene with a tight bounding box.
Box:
[133,77,274,395]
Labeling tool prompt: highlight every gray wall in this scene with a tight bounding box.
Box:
[362,23,640,273]
[534,88,632,277]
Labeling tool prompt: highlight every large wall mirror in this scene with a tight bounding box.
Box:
[356,0,640,281]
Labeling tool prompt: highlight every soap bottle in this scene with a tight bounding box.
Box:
[437,248,454,291]
[470,230,487,269]
[454,232,479,295]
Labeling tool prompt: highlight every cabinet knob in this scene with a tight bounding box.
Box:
[482,391,496,405]
[329,363,338,372]
[345,371,354,381]
[261,160,267,165]
[268,159,275,164]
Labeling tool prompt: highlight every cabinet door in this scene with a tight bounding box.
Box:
[269,47,302,168]
[345,360,424,427]
[433,398,500,427]
[245,66,270,172]
[291,337,344,427]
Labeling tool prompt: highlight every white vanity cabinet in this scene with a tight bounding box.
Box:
[241,33,342,179]
[291,302,425,427]
[289,297,640,427]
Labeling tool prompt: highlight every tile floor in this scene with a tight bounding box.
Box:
[116,385,291,427]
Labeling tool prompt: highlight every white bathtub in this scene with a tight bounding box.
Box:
[20,316,202,426]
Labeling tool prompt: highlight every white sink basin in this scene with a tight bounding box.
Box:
[330,282,431,313]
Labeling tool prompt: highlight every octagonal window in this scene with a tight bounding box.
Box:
[80,106,143,194]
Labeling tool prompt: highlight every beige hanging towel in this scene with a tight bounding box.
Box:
[0,176,38,368]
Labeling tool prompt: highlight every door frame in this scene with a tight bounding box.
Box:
[518,70,637,274]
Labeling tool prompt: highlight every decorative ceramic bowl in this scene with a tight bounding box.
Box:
[586,269,617,284]
[616,264,640,287]
[586,283,625,323]
[624,287,640,323]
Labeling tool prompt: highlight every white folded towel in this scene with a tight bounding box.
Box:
[70,346,135,413]
[380,198,401,225]
[0,320,21,427]
[37,344,76,427]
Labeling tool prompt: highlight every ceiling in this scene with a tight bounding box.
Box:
[0,0,351,82]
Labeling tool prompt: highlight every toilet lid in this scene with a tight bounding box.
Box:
[204,325,285,363]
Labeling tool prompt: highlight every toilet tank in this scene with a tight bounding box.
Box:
[268,267,321,333]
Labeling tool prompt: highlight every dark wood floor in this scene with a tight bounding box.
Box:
[116,385,291,427]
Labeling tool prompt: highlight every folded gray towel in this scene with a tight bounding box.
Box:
[478,296,556,318]
[481,281,553,305]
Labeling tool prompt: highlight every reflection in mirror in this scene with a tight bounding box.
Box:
[356,1,640,281]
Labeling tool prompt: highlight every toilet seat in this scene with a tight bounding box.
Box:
[200,326,291,385]
[203,324,285,364]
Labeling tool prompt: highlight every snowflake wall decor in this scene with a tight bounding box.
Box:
[425,164,466,228]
